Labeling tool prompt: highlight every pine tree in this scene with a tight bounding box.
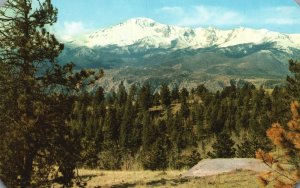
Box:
[208,132,236,158]
[236,138,271,158]
[180,99,190,120]
[255,60,300,187]
[94,86,105,104]
[180,87,189,101]
[152,92,161,106]
[171,86,180,102]
[195,84,209,96]
[117,81,127,105]
[256,101,300,187]
[271,86,290,124]
[138,83,152,110]
[0,1,99,187]
[142,137,168,170]
[179,87,190,119]
[103,108,119,143]
[176,149,201,169]
[286,59,300,101]
[141,111,154,151]
[160,84,171,108]
[80,138,99,168]
[119,86,136,151]
[98,108,122,170]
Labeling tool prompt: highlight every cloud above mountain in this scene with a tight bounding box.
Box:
[160,5,245,27]
[51,0,300,34]
[159,5,300,28]
[264,6,300,25]
[55,21,93,41]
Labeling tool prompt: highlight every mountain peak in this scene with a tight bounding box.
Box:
[119,17,158,28]
[120,17,157,27]
[125,17,156,23]
[68,17,300,49]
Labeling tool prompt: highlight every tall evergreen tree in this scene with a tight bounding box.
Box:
[271,86,289,124]
[94,86,105,104]
[286,59,300,101]
[180,99,190,120]
[257,101,300,187]
[208,132,236,158]
[141,111,154,151]
[0,1,98,187]
[160,84,171,108]
[119,86,136,151]
[171,86,180,102]
[138,83,152,110]
[117,81,127,105]
[180,87,189,101]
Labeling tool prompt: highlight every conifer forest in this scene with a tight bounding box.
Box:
[0,0,299,187]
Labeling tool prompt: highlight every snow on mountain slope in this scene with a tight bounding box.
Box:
[69,18,195,48]
[67,17,300,51]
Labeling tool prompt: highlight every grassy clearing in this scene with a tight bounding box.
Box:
[70,169,268,188]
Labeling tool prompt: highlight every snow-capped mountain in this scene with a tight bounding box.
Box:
[59,18,300,91]
[67,17,300,52]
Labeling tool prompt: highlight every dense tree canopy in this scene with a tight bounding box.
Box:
[68,80,283,171]
[257,60,300,188]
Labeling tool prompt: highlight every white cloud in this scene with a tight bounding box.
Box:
[159,5,245,27]
[265,18,296,25]
[159,5,300,27]
[272,6,298,13]
[263,6,300,25]
[56,21,92,41]
[160,6,185,15]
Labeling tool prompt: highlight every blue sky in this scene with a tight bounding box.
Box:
[52,0,300,40]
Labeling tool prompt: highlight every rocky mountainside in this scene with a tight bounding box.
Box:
[58,18,300,91]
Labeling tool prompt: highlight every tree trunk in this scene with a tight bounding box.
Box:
[20,150,35,188]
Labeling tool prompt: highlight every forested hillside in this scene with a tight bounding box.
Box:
[69,81,291,170]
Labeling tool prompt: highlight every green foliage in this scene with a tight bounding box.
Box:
[0,0,295,186]
[236,138,271,158]
[208,132,236,158]
[179,88,190,119]
[160,84,171,108]
[142,137,169,170]
[0,0,99,187]
[175,149,201,169]
[138,83,152,110]
[171,86,180,102]
[68,82,287,171]
[141,112,155,152]
[286,59,300,101]
[97,144,122,170]
[80,138,99,168]
[117,82,127,105]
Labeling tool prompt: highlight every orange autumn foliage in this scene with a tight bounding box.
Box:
[256,101,300,188]
[266,123,285,147]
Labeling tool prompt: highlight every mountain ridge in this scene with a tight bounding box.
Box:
[66,17,300,52]
[58,17,300,91]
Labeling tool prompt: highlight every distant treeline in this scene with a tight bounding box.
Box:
[69,81,291,170]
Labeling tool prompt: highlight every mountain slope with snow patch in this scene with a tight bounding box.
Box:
[67,18,300,51]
